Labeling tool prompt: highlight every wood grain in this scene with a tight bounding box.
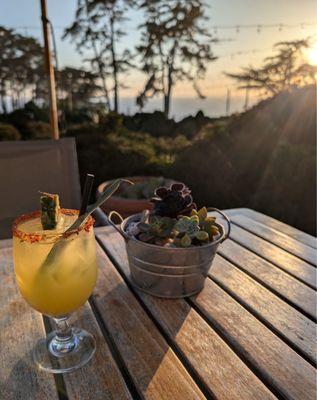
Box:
[210,255,316,364]
[192,279,317,400]
[228,224,317,289]
[92,241,206,400]
[61,302,132,400]
[96,228,276,400]
[226,208,317,249]
[231,214,317,265]
[0,244,59,400]
[219,239,317,320]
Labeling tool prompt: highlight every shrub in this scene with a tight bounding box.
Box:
[21,121,52,139]
[65,124,104,137]
[0,124,21,141]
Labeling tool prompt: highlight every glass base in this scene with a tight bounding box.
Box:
[33,328,96,373]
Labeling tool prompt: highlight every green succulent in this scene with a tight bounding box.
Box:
[191,207,220,240]
[174,216,200,236]
[137,215,176,245]
[173,215,210,247]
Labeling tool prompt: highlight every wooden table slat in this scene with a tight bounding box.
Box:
[0,246,59,400]
[92,242,206,400]
[226,208,317,249]
[96,228,276,400]
[231,214,317,265]
[61,303,132,400]
[229,224,317,289]
[210,255,316,363]
[219,239,317,320]
[192,279,317,400]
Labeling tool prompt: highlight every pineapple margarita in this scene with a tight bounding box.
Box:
[12,192,98,373]
[13,209,97,316]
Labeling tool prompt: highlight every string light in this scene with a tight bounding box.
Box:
[12,21,316,32]
[208,22,316,31]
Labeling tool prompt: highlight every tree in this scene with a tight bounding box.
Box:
[0,26,45,112]
[136,0,216,117]
[64,0,135,113]
[226,39,317,96]
[58,67,101,111]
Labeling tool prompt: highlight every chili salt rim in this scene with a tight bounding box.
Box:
[12,208,95,243]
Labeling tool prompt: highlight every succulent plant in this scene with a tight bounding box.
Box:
[172,215,211,247]
[129,185,221,248]
[151,183,196,218]
[191,207,220,240]
[137,216,176,245]
[174,216,200,236]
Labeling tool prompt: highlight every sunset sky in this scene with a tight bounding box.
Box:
[0,0,316,117]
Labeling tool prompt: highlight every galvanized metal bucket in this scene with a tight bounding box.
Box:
[108,208,231,298]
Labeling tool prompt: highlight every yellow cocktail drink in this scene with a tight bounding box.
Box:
[13,209,97,317]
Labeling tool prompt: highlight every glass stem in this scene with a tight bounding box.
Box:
[49,316,78,357]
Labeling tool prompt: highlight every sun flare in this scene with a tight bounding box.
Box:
[307,43,317,65]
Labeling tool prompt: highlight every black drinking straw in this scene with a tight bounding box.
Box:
[79,174,94,216]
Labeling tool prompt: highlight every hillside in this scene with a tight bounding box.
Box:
[171,86,316,235]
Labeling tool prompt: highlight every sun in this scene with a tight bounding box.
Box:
[306,43,317,65]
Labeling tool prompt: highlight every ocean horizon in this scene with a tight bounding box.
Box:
[118,94,259,121]
[1,93,260,122]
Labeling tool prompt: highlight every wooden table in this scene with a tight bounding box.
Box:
[1,208,316,400]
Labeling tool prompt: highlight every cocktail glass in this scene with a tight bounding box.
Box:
[12,209,98,373]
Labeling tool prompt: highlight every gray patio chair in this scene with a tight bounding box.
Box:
[0,138,82,239]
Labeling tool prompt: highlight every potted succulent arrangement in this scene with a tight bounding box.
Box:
[109,183,231,298]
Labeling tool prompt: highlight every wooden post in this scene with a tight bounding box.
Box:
[226,89,231,116]
[244,87,249,110]
[40,0,59,139]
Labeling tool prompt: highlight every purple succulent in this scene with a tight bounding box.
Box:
[151,183,196,218]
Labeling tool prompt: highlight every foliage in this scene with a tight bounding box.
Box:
[130,182,220,247]
[173,215,211,247]
[226,39,317,96]
[170,85,316,235]
[151,183,196,218]
[134,203,219,247]
[21,121,52,139]
[191,207,219,240]
[0,27,45,113]
[58,67,101,111]
[252,141,316,235]
[0,123,21,141]
[74,126,184,191]
[137,215,176,245]
[0,101,51,139]
[136,0,217,116]
[64,0,136,112]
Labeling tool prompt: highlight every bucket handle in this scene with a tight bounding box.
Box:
[207,207,231,242]
[107,211,129,240]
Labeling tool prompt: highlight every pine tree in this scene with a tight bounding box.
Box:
[136,0,216,117]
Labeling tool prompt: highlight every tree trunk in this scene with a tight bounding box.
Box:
[68,83,73,112]
[84,0,111,111]
[92,42,111,111]
[110,14,118,113]
[164,65,173,117]
[0,82,7,113]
